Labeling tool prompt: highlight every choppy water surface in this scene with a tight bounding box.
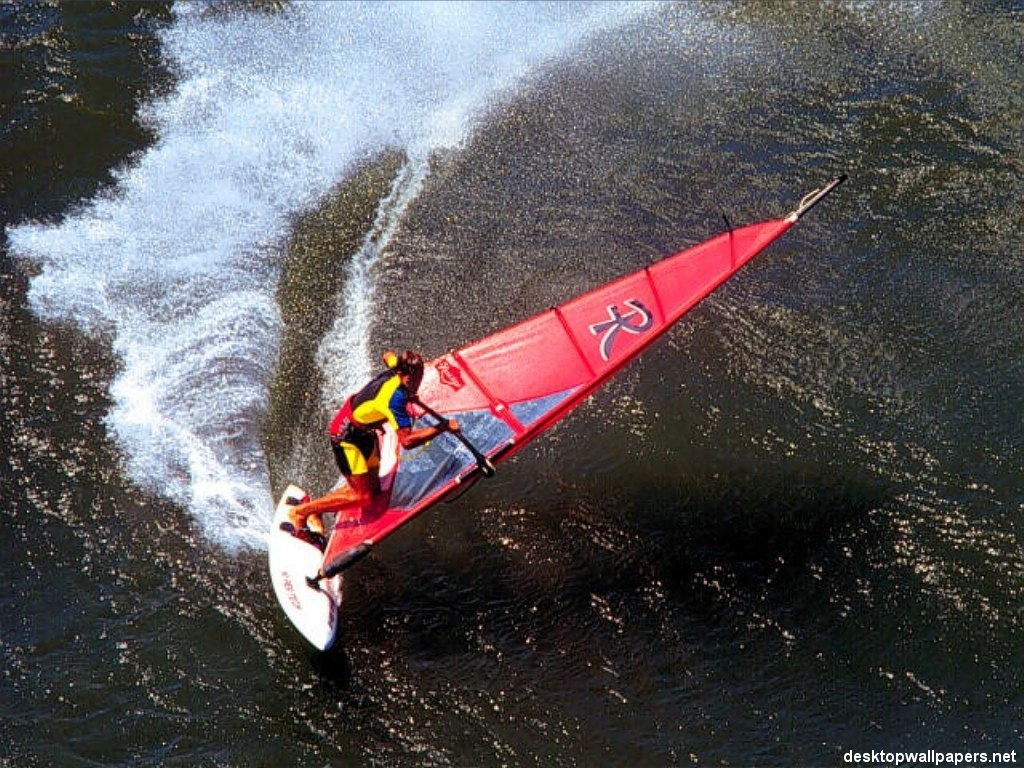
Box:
[2,2,1022,765]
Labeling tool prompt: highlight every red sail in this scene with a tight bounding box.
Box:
[320,174,846,572]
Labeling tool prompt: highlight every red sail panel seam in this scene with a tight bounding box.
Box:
[451,349,526,434]
[553,306,598,380]
[643,264,668,324]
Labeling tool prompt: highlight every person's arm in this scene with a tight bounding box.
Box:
[396,419,459,450]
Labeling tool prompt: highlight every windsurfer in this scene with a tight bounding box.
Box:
[283,350,459,545]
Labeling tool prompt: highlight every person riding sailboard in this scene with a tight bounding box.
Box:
[282,350,460,562]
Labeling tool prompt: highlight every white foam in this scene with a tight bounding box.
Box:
[7,1,652,550]
[315,159,433,408]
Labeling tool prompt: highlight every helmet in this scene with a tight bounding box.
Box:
[393,350,424,378]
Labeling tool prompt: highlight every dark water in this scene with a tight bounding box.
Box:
[2,2,1023,766]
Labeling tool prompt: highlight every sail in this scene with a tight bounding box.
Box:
[320,178,845,573]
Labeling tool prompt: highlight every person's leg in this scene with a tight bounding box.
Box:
[346,464,390,522]
[287,429,381,533]
[345,471,376,510]
[286,486,362,532]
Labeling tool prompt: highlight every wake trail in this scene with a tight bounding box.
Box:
[6,1,654,550]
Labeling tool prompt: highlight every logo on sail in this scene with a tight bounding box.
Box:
[436,359,466,391]
[589,299,654,361]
